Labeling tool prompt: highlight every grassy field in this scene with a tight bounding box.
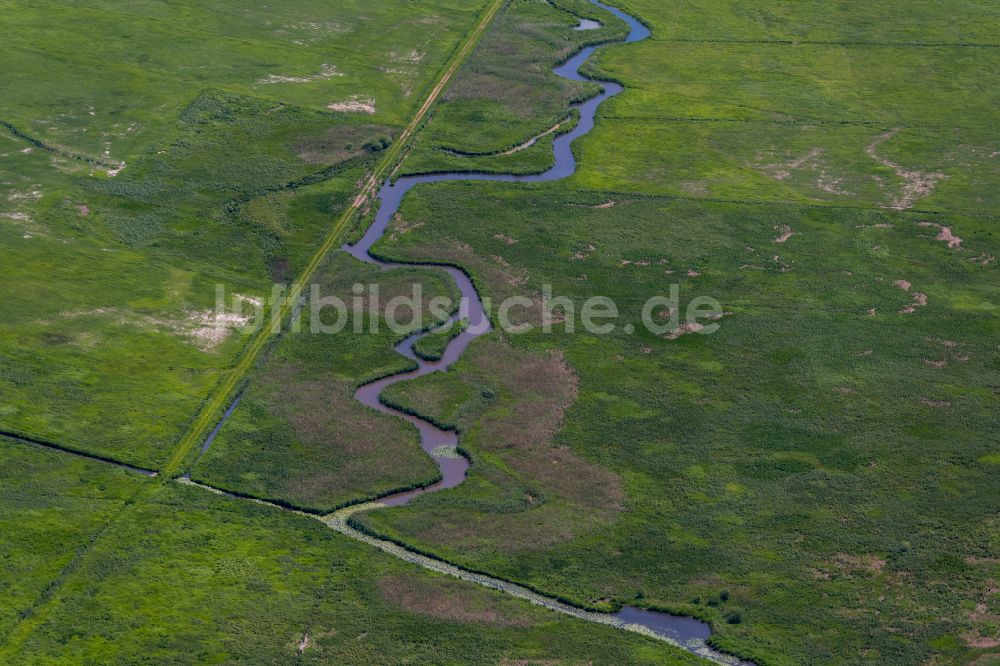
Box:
[0,436,150,641]
[190,252,460,512]
[0,437,700,664]
[354,179,1000,664]
[400,0,627,176]
[0,0,496,467]
[567,0,1000,212]
[350,18,998,664]
[4,0,999,663]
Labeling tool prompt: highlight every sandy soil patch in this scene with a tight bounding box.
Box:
[963,583,1000,649]
[327,96,377,114]
[593,200,616,208]
[7,190,41,203]
[259,63,343,84]
[866,129,946,209]
[816,171,850,195]
[1,211,32,223]
[387,214,425,242]
[664,322,704,340]
[900,292,928,315]
[917,221,962,248]
[920,398,951,408]
[773,224,795,243]
[493,233,517,245]
[59,299,258,351]
[390,50,425,64]
[758,147,822,181]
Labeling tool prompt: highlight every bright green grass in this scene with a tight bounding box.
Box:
[0,436,151,642]
[0,0,489,158]
[400,0,626,176]
[566,0,1000,211]
[0,0,498,466]
[2,465,699,664]
[356,182,1000,664]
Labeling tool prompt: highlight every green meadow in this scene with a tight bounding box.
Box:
[191,252,459,512]
[0,438,699,665]
[2,0,999,663]
[0,0,491,466]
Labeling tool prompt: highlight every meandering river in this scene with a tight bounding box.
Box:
[337,3,756,664]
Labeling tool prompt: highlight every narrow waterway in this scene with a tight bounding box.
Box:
[339,3,755,664]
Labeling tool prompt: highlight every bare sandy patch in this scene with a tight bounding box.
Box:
[7,190,41,203]
[593,200,616,209]
[920,398,951,408]
[866,129,947,209]
[327,96,377,114]
[816,171,850,195]
[665,322,704,340]
[390,50,425,64]
[493,233,517,245]
[259,63,343,84]
[773,224,795,243]
[917,221,962,248]
[963,583,1000,649]
[59,299,258,352]
[1,211,32,223]
[757,147,822,181]
[900,292,928,315]
[387,213,425,242]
